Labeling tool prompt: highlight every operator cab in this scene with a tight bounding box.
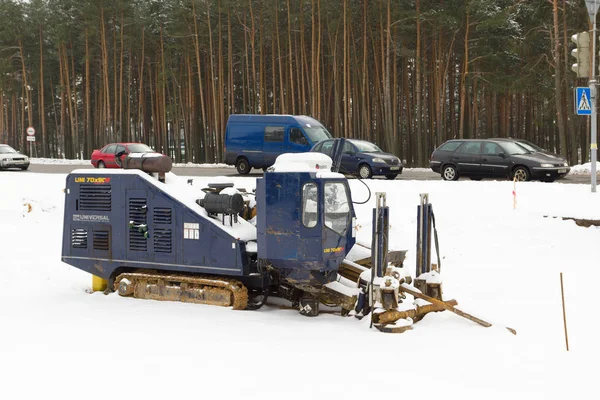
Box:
[256,153,356,292]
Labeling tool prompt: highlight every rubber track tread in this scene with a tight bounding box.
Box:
[115,272,248,310]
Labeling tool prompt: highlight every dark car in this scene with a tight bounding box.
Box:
[91,142,158,168]
[310,138,403,179]
[429,139,570,182]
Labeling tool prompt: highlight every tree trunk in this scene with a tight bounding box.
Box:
[287,0,296,114]
[38,26,48,157]
[18,40,32,155]
[275,1,285,114]
[415,0,423,163]
[191,1,208,162]
[459,11,469,139]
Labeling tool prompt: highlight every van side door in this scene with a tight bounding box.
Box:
[287,127,311,153]
[263,126,286,166]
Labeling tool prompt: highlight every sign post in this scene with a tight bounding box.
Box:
[586,0,599,192]
[26,126,35,157]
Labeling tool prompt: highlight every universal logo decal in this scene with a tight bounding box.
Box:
[73,214,110,222]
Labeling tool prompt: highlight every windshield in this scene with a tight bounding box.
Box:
[500,142,530,155]
[518,140,544,152]
[127,144,154,153]
[324,182,351,235]
[303,125,333,142]
[353,141,382,153]
[0,146,17,154]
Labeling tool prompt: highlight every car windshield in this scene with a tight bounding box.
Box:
[0,146,17,154]
[518,140,544,153]
[500,141,530,155]
[127,144,153,153]
[353,141,382,153]
[303,125,333,142]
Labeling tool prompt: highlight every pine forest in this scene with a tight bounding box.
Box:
[0,0,593,166]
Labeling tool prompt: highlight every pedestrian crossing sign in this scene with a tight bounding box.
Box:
[576,87,592,115]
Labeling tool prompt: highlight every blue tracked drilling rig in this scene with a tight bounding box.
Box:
[61,153,358,316]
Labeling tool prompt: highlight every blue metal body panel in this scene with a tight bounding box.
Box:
[61,171,248,281]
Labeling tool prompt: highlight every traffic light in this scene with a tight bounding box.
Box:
[571,31,590,78]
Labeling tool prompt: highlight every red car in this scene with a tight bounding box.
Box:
[91,142,157,168]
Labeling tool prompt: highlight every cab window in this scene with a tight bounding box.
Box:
[438,141,462,152]
[458,141,482,155]
[483,142,502,156]
[290,128,309,145]
[103,144,117,154]
[343,142,355,154]
[319,140,334,156]
[312,142,324,152]
[265,126,285,142]
[302,183,318,228]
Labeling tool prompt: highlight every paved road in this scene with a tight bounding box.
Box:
[21,163,595,184]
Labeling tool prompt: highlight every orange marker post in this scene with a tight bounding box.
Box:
[512,177,517,209]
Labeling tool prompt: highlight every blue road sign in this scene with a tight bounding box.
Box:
[576,87,592,115]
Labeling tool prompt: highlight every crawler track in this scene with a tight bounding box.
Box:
[114,271,248,310]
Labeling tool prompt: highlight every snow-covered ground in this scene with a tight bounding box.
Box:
[1,162,599,399]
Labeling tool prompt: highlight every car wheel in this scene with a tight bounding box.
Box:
[97,161,106,168]
[20,166,28,171]
[358,164,373,179]
[512,166,530,182]
[385,174,398,180]
[236,157,251,175]
[442,165,459,181]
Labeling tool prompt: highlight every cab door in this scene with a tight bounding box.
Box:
[321,181,352,271]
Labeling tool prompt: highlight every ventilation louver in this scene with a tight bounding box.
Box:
[153,207,172,224]
[154,229,172,253]
[129,198,148,251]
[71,228,88,248]
[153,207,172,253]
[93,230,110,251]
[79,185,111,211]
